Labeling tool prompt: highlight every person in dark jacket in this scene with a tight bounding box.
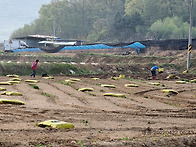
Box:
[151,65,159,79]
[30,59,39,77]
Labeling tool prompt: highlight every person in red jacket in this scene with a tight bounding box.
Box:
[30,59,39,77]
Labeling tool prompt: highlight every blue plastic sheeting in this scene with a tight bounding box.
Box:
[11,43,144,53]
[61,44,114,51]
[13,48,42,52]
[134,42,146,48]
[123,42,146,48]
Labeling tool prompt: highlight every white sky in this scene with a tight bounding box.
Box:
[0,0,51,42]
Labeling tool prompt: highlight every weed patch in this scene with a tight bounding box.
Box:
[58,81,70,86]
[88,93,96,96]
[82,120,89,126]
[41,92,54,99]
[29,84,39,90]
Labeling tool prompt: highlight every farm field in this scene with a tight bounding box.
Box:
[0,74,195,147]
[0,50,196,146]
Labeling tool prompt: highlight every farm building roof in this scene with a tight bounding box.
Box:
[14,35,58,40]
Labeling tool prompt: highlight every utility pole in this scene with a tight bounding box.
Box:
[187,0,194,70]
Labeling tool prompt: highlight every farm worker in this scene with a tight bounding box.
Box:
[150,65,159,80]
[136,47,140,55]
[30,59,39,77]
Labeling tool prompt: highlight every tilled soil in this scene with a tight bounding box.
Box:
[0,75,196,147]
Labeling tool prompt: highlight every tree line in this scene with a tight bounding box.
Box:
[11,0,196,43]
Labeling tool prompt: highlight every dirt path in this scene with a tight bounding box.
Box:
[0,75,196,146]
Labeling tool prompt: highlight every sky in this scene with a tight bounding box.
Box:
[0,0,51,42]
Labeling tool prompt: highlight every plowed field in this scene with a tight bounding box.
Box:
[0,74,196,146]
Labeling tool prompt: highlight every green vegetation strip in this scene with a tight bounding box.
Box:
[0,63,92,76]
[41,92,55,98]
[29,84,39,90]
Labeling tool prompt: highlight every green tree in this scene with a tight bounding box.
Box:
[11,0,196,42]
[149,17,189,39]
